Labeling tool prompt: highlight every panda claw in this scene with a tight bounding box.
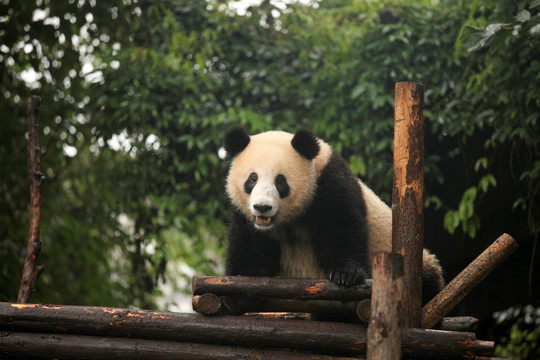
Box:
[328,267,367,287]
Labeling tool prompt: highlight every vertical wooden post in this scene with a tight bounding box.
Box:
[392,82,425,328]
[17,96,45,304]
[367,252,404,360]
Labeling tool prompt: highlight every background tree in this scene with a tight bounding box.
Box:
[0,0,128,305]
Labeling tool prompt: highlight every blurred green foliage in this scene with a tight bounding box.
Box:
[491,305,540,359]
[0,0,538,330]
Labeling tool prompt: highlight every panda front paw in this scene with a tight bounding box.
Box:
[328,267,368,287]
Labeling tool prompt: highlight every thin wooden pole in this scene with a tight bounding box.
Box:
[422,233,518,328]
[17,95,45,304]
[367,252,404,360]
[392,81,425,328]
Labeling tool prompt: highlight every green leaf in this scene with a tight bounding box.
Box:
[425,195,442,210]
[348,155,367,177]
[350,84,365,100]
[478,174,497,193]
[515,10,531,23]
[462,23,510,52]
[474,157,488,172]
[444,211,460,235]
[457,187,477,221]
[463,216,481,238]
[513,198,526,210]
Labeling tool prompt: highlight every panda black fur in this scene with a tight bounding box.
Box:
[223,127,444,315]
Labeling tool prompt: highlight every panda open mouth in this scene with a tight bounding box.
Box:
[255,216,275,227]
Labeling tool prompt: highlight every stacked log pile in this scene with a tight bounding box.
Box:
[0,300,492,360]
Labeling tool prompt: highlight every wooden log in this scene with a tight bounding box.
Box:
[192,293,232,315]
[244,312,312,320]
[193,295,480,332]
[0,302,367,356]
[0,331,355,360]
[439,317,478,332]
[193,276,371,301]
[0,302,493,359]
[476,340,497,357]
[422,233,519,328]
[355,299,371,323]
[402,328,481,360]
[193,294,361,319]
[17,95,45,304]
[243,313,477,329]
[367,252,404,360]
[392,81,425,328]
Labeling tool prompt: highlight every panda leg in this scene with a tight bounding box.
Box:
[421,250,445,305]
[224,212,282,315]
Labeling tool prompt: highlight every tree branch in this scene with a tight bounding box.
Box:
[17,96,45,304]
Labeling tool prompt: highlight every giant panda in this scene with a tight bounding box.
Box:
[222,126,444,318]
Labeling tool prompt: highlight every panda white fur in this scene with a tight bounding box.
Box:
[223,127,444,314]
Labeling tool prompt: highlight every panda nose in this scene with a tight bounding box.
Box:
[254,204,272,214]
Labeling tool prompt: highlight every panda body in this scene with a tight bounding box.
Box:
[223,127,443,310]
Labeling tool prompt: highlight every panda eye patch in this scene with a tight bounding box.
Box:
[275,174,290,198]
[244,172,258,194]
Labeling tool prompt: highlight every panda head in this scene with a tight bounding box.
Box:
[223,127,322,231]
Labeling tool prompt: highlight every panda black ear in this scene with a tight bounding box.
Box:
[223,126,251,157]
[292,129,320,160]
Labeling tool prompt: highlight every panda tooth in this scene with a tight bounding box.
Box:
[256,216,272,225]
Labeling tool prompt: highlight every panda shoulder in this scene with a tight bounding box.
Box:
[313,139,334,177]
